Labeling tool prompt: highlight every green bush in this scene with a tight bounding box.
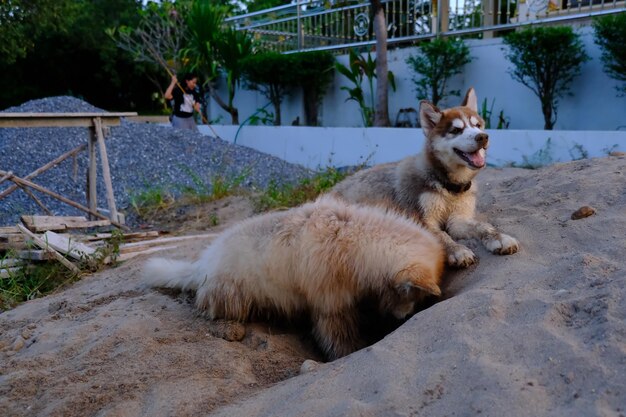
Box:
[242,52,299,125]
[593,13,626,96]
[406,37,472,106]
[290,51,336,126]
[503,26,589,130]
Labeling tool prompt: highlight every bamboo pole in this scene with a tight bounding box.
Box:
[15,184,53,215]
[93,117,119,223]
[0,170,127,230]
[0,171,14,185]
[0,143,86,200]
[87,130,98,218]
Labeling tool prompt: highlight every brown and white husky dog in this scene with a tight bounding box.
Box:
[330,88,519,268]
[142,195,444,360]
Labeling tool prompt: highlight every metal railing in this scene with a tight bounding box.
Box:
[225,0,625,52]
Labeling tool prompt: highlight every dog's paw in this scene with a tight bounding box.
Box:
[485,234,519,255]
[447,245,477,268]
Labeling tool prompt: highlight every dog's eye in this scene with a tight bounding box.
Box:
[450,127,463,135]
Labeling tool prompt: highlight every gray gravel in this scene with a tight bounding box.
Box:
[0,96,313,227]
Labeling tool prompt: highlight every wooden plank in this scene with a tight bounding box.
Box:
[0,233,27,251]
[0,226,19,234]
[94,117,119,223]
[17,225,80,273]
[85,231,161,242]
[0,233,25,243]
[126,115,170,124]
[0,170,127,230]
[118,233,219,254]
[0,112,137,128]
[40,231,96,260]
[116,245,179,262]
[16,250,56,261]
[20,215,110,232]
[0,143,86,201]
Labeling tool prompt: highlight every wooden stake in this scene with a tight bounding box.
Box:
[93,117,119,223]
[88,129,98,219]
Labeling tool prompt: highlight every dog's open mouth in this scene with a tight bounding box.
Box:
[454,148,486,169]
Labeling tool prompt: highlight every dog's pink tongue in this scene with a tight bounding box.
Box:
[469,150,486,168]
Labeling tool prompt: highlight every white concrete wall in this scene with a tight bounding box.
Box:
[199,125,626,170]
[208,25,626,131]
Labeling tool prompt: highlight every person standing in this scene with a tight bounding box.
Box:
[164,73,201,131]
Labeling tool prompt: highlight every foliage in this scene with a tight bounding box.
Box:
[107,1,190,112]
[180,167,251,202]
[108,1,189,71]
[0,253,77,310]
[336,49,396,127]
[242,52,299,125]
[0,0,74,65]
[255,167,351,211]
[503,26,589,130]
[512,138,555,169]
[180,0,255,124]
[129,185,176,218]
[0,0,161,112]
[406,37,472,106]
[593,13,626,96]
[289,51,336,126]
[480,98,510,129]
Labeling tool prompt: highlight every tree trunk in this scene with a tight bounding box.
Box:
[542,99,554,130]
[208,83,239,124]
[371,0,390,127]
[303,86,319,126]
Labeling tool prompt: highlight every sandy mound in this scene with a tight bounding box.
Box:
[1,156,625,417]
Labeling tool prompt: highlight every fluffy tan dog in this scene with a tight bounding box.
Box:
[143,195,444,360]
[331,88,519,268]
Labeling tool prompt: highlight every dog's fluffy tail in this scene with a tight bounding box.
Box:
[142,257,205,292]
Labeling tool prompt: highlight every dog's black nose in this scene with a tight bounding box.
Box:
[475,133,489,147]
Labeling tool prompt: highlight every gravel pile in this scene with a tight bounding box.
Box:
[0,96,313,227]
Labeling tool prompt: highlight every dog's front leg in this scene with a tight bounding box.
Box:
[421,218,477,268]
[447,217,519,256]
[312,309,363,361]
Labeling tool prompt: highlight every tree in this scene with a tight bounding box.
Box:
[0,0,160,112]
[503,26,589,130]
[593,13,626,96]
[242,52,298,125]
[0,0,74,65]
[107,1,190,110]
[406,37,472,106]
[290,51,335,126]
[336,49,396,127]
[371,0,390,126]
[183,0,254,124]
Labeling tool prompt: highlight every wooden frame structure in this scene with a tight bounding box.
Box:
[0,112,136,229]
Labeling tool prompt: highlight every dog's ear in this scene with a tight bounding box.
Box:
[461,88,478,112]
[419,100,442,138]
[394,265,442,297]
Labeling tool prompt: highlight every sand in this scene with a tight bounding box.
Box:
[1,155,625,417]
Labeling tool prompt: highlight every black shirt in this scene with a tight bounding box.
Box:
[171,87,201,118]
